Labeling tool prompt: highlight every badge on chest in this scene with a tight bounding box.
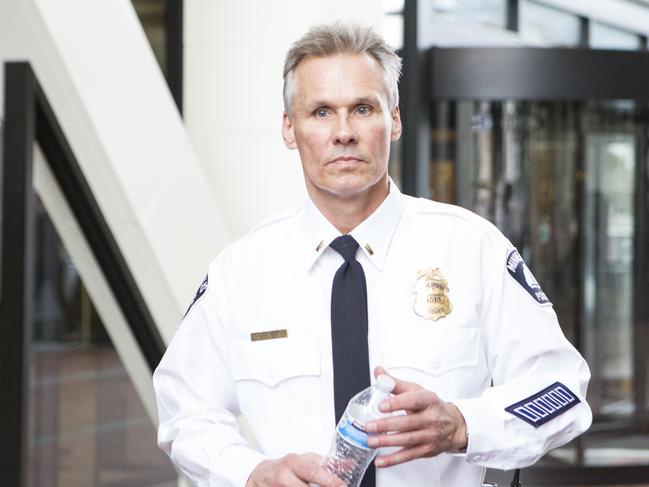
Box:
[412,268,452,321]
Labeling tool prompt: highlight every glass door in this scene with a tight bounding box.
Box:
[428,98,649,482]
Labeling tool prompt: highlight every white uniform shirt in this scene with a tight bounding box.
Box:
[153,183,592,487]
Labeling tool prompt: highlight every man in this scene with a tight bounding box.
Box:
[153,23,592,487]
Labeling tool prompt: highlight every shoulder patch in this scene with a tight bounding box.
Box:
[506,249,551,305]
[183,275,208,319]
[505,382,580,427]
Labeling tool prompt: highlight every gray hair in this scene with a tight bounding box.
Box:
[283,22,402,114]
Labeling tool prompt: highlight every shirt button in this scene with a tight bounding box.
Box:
[432,360,441,370]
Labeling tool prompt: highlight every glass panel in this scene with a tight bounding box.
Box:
[441,99,649,470]
[28,196,177,487]
[432,0,506,29]
[456,101,581,340]
[590,22,643,51]
[519,0,581,46]
[431,101,456,204]
[582,102,636,417]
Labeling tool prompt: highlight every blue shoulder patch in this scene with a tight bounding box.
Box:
[506,249,550,305]
[183,275,208,319]
[505,382,580,427]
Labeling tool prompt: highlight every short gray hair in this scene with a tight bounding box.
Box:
[283,22,402,114]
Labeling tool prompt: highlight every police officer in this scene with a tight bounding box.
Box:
[153,22,592,487]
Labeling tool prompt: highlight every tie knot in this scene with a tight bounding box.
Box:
[330,235,359,262]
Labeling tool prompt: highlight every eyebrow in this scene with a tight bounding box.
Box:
[306,96,381,111]
[354,96,380,106]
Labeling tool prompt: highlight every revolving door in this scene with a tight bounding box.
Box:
[414,48,649,484]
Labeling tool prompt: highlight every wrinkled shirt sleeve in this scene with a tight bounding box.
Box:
[452,230,592,470]
[153,255,266,487]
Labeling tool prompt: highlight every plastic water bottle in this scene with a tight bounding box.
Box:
[322,375,396,486]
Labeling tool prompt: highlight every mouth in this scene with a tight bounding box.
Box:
[329,156,363,164]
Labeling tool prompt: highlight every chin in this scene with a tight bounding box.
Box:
[322,176,384,199]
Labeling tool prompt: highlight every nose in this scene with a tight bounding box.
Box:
[333,114,358,145]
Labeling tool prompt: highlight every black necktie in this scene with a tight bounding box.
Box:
[330,235,374,487]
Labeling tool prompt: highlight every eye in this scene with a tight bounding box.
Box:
[314,108,328,118]
[355,105,372,115]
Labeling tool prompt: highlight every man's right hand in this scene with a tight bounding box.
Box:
[246,453,345,487]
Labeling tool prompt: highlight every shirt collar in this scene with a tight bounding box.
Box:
[301,179,404,271]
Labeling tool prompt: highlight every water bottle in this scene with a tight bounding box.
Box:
[322,375,396,486]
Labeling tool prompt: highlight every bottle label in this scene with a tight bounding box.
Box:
[337,412,372,450]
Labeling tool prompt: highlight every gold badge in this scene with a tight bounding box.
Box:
[413,268,452,321]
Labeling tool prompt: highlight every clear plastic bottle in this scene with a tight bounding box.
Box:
[322,375,396,487]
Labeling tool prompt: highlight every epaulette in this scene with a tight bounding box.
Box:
[245,206,301,237]
[411,197,500,233]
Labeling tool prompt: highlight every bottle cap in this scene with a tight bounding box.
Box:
[375,374,395,393]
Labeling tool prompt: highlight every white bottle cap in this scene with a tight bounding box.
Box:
[375,374,396,393]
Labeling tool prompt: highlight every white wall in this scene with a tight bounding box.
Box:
[0,0,232,421]
[0,0,231,341]
[184,1,383,239]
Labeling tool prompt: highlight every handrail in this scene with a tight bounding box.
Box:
[31,62,165,370]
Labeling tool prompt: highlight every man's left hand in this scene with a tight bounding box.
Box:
[364,366,468,468]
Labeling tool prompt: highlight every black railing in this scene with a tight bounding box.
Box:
[0,61,165,486]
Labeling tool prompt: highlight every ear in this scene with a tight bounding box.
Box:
[282,111,297,149]
[390,106,402,141]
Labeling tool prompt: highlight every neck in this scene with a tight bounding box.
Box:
[309,178,389,234]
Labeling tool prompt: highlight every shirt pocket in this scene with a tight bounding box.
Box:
[228,337,323,454]
[383,326,482,397]
[230,337,320,387]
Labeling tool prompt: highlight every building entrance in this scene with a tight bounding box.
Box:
[420,48,649,485]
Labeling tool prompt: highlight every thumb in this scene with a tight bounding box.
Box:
[373,365,389,378]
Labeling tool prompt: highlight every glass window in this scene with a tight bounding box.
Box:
[433,0,506,29]
[27,198,177,487]
[590,21,643,50]
[519,0,581,46]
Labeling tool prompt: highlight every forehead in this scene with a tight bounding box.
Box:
[292,53,387,105]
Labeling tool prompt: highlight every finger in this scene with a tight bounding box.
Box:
[373,365,389,378]
[291,454,321,482]
[375,444,435,468]
[366,411,423,434]
[378,389,439,414]
[373,366,420,395]
[368,429,433,449]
